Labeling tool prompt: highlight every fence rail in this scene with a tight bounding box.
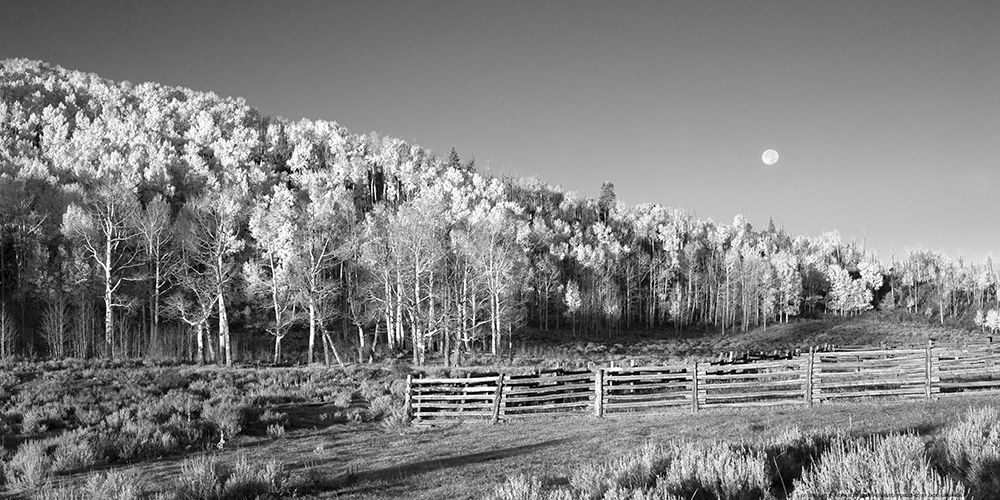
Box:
[406,339,1000,425]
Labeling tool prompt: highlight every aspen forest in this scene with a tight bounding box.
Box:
[1,59,998,366]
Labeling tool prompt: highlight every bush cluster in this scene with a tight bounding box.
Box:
[0,360,406,492]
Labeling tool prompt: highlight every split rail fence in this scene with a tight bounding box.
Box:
[405,340,1000,425]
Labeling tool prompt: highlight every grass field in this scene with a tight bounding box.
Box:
[2,315,996,499]
[30,392,999,499]
[496,316,984,370]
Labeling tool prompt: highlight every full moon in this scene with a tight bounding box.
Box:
[761,149,779,166]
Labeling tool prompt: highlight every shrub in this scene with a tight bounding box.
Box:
[202,398,249,439]
[51,428,98,472]
[759,426,839,495]
[331,388,353,409]
[164,413,212,447]
[83,469,145,500]
[656,441,770,500]
[359,379,388,401]
[97,409,170,461]
[266,423,286,438]
[570,443,673,498]
[172,453,287,500]
[176,454,223,499]
[33,485,87,500]
[379,402,410,433]
[258,408,287,427]
[222,453,286,498]
[566,441,768,500]
[20,403,71,434]
[488,473,542,500]
[792,434,965,499]
[3,439,53,491]
[933,406,1000,499]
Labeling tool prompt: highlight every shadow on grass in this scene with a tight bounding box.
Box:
[317,438,571,495]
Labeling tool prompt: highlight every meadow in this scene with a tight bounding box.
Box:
[1,317,997,499]
[0,359,409,498]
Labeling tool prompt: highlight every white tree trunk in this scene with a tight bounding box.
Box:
[196,321,205,364]
[308,296,316,364]
[218,291,231,365]
[104,233,114,358]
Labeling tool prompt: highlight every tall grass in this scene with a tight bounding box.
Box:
[488,473,543,500]
[3,439,52,491]
[173,452,288,499]
[0,360,408,488]
[791,434,964,499]
[493,441,770,499]
[932,406,1000,499]
[490,417,1000,500]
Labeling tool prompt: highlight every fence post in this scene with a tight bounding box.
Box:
[805,347,814,407]
[404,374,413,423]
[925,340,933,400]
[691,361,699,413]
[594,368,604,418]
[491,374,504,424]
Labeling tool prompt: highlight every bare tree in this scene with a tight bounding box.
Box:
[167,223,219,363]
[61,186,141,358]
[176,193,243,365]
[453,206,526,355]
[40,299,68,357]
[132,195,178,353]
[389,197,447,366]
[247,185,301,364]
[290,183,352,364]
[165,290,215,364]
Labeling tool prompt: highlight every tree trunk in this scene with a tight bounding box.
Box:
[104,235,114,358]
[357,323,366,363]
[152,258,161,354]
[324,329,345,369]
[218,291,231,365]
[308,296,316,364]
[196,321,205,364]
[383,274,394,351]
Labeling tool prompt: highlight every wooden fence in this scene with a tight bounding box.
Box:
[406,340,1000,425]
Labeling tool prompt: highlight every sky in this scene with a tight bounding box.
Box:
[2,0,998,258]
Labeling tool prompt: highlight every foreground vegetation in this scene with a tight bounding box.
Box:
[3,378,995,498]
[3,316,995,497]
[0,360,408,496]
[490,406,1000,500]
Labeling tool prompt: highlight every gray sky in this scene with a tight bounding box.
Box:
[2,0,998,258]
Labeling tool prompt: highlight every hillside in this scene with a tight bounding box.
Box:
[0,59,997,368]
[494,316,985,369]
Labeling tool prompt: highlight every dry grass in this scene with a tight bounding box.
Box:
[0,316,992,498]
[7,391,999,498]
[932,406,1000,499]
[487,405,1000,500]
[118,394,1000,498]
[0,360,406,494]
[792,434,964,499]
[495,316,982,369]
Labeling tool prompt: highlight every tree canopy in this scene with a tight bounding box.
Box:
[0,59,996,364]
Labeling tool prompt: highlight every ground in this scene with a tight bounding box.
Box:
[59,392,999,499]
[4,315,994,499]
[501,316,984,370]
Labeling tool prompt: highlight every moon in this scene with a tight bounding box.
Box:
[761,149,779,166]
